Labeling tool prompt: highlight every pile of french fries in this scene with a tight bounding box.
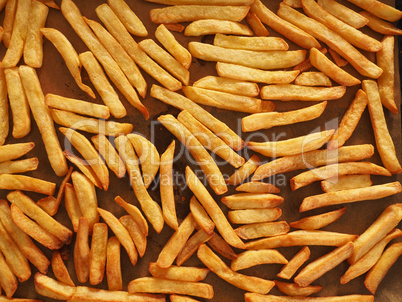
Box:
[0,0,401,301]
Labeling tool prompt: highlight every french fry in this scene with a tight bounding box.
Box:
[346,0,402,22]
[247,129,335,158]
[0,174,55,195]
[155,24,191,69]
[236,182,280,194]
[245,293,374,302]
[91,134,126,179]
[1,0,31,68]
[114,196,148,237]
[128,277,214,299]
[114,136,163,233]
[186,166,244,249]
[176,228,212,266]
[150,85,244,151]
[158,114,227,195]
[95,3,182,92]
[51,250,75,287]
[277,246,310,280]
[377,36,398,113]
[246,12,269,37]
[207,232,237,260]
[71,171,99,233]
[294,72,332,87]
[291,162,391,191]
[89,223,108,285]
[170,295,200,302]
[226,155,260,186]
[34,273,76,300]
[98,208,138,266]
[36,196,58,216]
[309,47,360,86]
[250,0,320,49]
[321,175,372,193]
[216,62,299,85]
[19,65,68,177]
[359,11,402,35]
[189,42,307,70]
[74,217,90,283]
[106,236,122,291]
[228,208,282,224]
[222,193,283,209]
[0,142,34,162]
[149,262,210,282]
[328,89,368,149]
[277,3,383,79]
[363,80,402,173]
[328,48,348,67]
[64,183,83,233]
[193,75,259,97]
[197,244,275,294]
[252,144,374,181]
[150,5,250,23]
[231,249,288,271]
[290,207,347,230]
[294,242,354,287]
[4,68,30,139]
[0,158,38,174]
[214,34,288,51]
[23,0,48,68]
[293,48,328,72]
[260,84,346,101]
[107,0,147,37]
[341,229,402,285]
[38,0,60,9]
[300,182,402,212]
[156,213,196,268]
[317,0,368,28]
[159,140,178,230]
[189,196,215,235]
[349,203,402,264]
[119,215,147,257]
[0,250,18,298]
[235,221,289,240]
[274,280,322,297]
[40,28,95,99]
[246,230,357,250]
[145,0,255,4]
[2,0,16,48]
[185,20,253,36]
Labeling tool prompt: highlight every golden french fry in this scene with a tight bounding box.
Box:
[50,166,73,214]
[252,144,374,181]
[36,196,58,216]
[226,155,260,186]
[64,183,83,233]
[185,20,253,36]
[291,162,391,191]
[119,215,147,258]
[207,232,238,260]
[37,0,60,9]
[149,262,210,282]
[182,86,273,114]
[229,208,282,224]
[64,150,102,189]
[198,244,275,294]
[108,0,147,36]
[236,182,280,194]
[290,207,346,230]
[282,0,302,7]
[360,10,402,35]
[74,217,90,283]
[261,84,346,101]
[222,193,283,209]
[321,175,372,193]
[114,196,148,237]
[34,273,76,300]
[194,75,259,97]
[0,70,8,145]
[274,280,322,297]
[246,12,269,37]
[170,295,200,302]
[89,223,108,285]
[231,249,288,271]
[317,0,368,28]
[155,24,191,69]
[242,101,327,132]
[293,47,327,72]
[176,228,212,266]
[0,142,34,162]
[145,0,254,4]
[189,196,215,235]
[0,158,38,174]
[346,0,402,22]
[189,42,307,70]
[277,246,310,280]
[0,174,55,195]
[235,221,289,240]
[215,34,288,51]
[2,0,16,48]
[328,48,348,67]
[51,250,75,287]
[246,293,375,302]
[0,250,18,298]
[106,236,122,291]
[250,0,320,49]
[294,72,332,87]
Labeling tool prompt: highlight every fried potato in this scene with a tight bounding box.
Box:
[250,0,320,49]
[114,196,148,237]
[189,196,215,235]
[293,47,327,72]
[236,182,279,194]
[74,217,90,283]
[346,0,402,22]
[106,236,122,291]
[64,183,83,233]
[290,207,346,230]
[36,196,58,216]
[245,293,374,302]
[34,273,76,300]
[226,155,260,186]
[37,0,59,9]
[235,221,289,240]
[215,34,288,51]
[0,250,18,298]
[317,0,368,28]
[0,142,34,162]
[207,232,238,260]
[294,72,332,87]
[51,250,75,287]
[222,193,283,209]
[328,48,348,67]
[274,280,322,297]
[149,262,210,282]
[231,249,288,271]
[170,295,200,302]
[0,158,38,174]
[198,244,275,294]
[242,101,326,132]
[277,246,310,280]
[2,0,17,48]
[321,175,372,193]
[146,0,254,4]
[189,42,307,70]
[176,228,212,266]
[246,12,269,37]
[0,174,55,195]
[193,75,259,97]
[328,89,368,149]
[359,11,402,35]
[185,20,253,36]
[89,223,108,285]
[261,84,345,101]
[108,0,147,36]
[119,215,147,258]
[229,208,282,224]
[282,0,302,7]
[19,65,68,176]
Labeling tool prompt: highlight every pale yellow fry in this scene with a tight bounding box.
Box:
[108,0,147,36]
[2,0,16,48]
[1,0,31,68]
[151,84,244,151]
[222,193,283,210]
[290,207,346,230]
[0,174,55,195]
[119,215,147,258]
[84,17,147,98]
[248,129,334,158]
[197,244,275,294]
[321,175,372,193]
[231,249,288,271]
[115,195,148,237]
[261,84,346,101]
[363,80,402,173]
[34,273,76,300]
[19,65,68,176]
[149,262,210,282]
[377,36,397,113]
[51,250,75,287]
[89,223,108,285]
[106,236,122,291]
[215,34,287,51]
[236,182,280,194]
[0,158,38,174]
[229,208,282,224]
[74,217,90,283]
[194,75,259,97]
[245,293,374,302]
[277,246,310,280]
[64,183,83,233]
[146,0,254,4]
[226,155,260,186]
[300,182,402,212]
[176,228,213,266]
[275,280,322,297]
[23,1,48,68]
[114,136,164,233]
[294,72,332,87]
[360,11,402,35]
[0,249,18,298]
[309,47,360,86]
[235,221,290,240]
[246,11,269,37]
[347,0,402,22]
[0,69,8,146]
[40,28,95,99]
[0,142,34,162]
[291,162,391,191]
[4,68,30,139]
[242,101,327,132]
[317,0,368,28]
[189,196,215,235]
[185,20,253,36]
[277,4,382,79]
[189,42,306,70]
[251,0,320,49]
[95,3,182,92]
[64,150,102,189]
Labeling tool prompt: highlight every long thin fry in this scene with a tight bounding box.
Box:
[346,0,402,22]
[0,158,38,174]
[0,69,8,146]
[317,0,368,28]
[2,0,17,49]
[107,0,147,37]
[0,142,35,162]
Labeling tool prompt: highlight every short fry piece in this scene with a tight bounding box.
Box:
[277,246,310,280]
[106,236,123,291]
[236,182,280,194]
[119,215,147,257]
[145,0,254,4]
[114,195,148,237]
[185,20,253,37]
[328,48,348,67]
[0,174,55,195]
[226,155,260,186]
[228,208,282,224]
[193,75,259,97]
[290,207,346,230]
[189,196,214,235]
[34,273,76,300]
[321,175,372,193]
[231,249,288,271]
[176,228,212,266]
[246,12,269,37]
[108,0,147,36]
[260,84,346,101]
[0,158,38,175]
[235,221,289,240]
[222,193,283,209]
[214,34,288,51]
[207,232,237,260]
[0,250,18,298]
[0,142,35,162]
[51,250,75,287]
[89,223,108,285]
[294,72,332,87]
[170,295,200,302]
[149,262,210,282]
[274,280,322,297]
[74,217,90,283]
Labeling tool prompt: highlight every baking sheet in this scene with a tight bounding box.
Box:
[0,0,401,301]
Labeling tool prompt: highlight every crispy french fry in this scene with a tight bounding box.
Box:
[245,293,374,302]
[145,0,254,4]
[277,246,310,280]
[74,217,90,283]
[231,249,288,271]
[64,183,83,233]
[207,232,237,260]
[215,34,288,51]
[106,236,122,291]
[321,175,372,193]
[108,0,147,36]
[346,0,402,22]
[360,10,402,35]
[170,295,200,302]
[190,196,215,235]
[114,196,148,237]
[317,0,368,28]
[149,262,209,282]
[119,215,147,258]
[235,221,289,240]
[229,208,282,224]
[198,244,275,294]
[274,280,322,297]
[0,142,34,162]
[260,84,345,101]
[193,75,259,97]
[89,223,108,285]
[0,158,38,174]
[290,207,347,230]
[236,182,280,194]
[0,174,55,195]
[226,155,260,186]
[294,72,332,87]
[185,20,253,36]
[283,0,302,7]
[222,193,283,209]
[328,48,348,67]
[2,0,16,48]
[246,12,269,37]
[176,228,212,266]
[51,250,75,287]
[34,273,76,300]
[0,250,18,298]
[293,47,327,72]
[37,0,59,9]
